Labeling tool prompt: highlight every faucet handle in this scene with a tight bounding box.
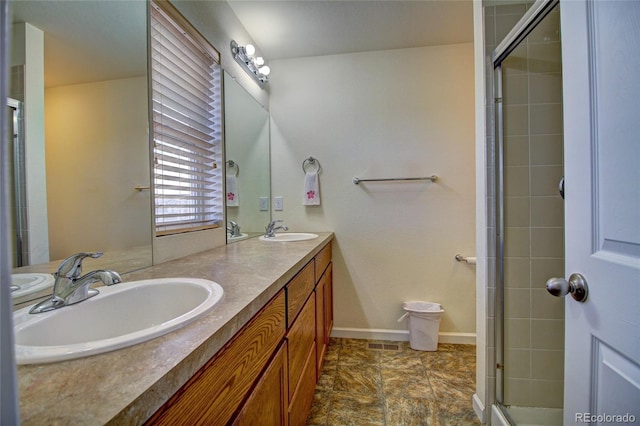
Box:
[56,252,103,279]
[267,219,284,228]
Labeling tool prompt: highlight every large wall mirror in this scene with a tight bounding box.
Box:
[8,1,152,305]
[223,71,270,242]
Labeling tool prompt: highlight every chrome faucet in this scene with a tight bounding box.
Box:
[227,220,242,237]
[29,252,122,314]
[264,220,289,238]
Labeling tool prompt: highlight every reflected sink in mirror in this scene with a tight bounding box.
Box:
[14,278,224,364]
[227,233,249,242]
[258,233,319,242]
[11,273,55,299]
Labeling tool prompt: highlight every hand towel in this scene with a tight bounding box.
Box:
[303,171,320,206]
[226,174,239,207]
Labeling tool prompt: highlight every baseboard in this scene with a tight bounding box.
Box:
[440,332,476,345]
[331,327,409,341]
[330,327,476,345]
[473,393,486,424]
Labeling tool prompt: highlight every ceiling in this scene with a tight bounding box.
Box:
[9,0,473,88]
[10,1,146,88]
[228,0,474,60]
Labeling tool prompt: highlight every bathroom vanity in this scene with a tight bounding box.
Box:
[16,233,333,425]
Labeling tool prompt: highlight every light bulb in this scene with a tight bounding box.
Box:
[255,57,265,66]
[259,65,271,76]
[244,44,255,56]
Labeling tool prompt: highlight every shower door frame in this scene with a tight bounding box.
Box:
[492,0,560,420]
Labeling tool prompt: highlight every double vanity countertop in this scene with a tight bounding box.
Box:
[16,232,334,425]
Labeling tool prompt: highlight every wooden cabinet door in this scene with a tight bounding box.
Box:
[315,274,326,375]
[233,342,289,426]
[324,263,333,342]
[288,343,317,426]
[147,291,286,426]
[286,292,316,400]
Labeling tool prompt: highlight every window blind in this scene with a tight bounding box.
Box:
[150,1,223,236]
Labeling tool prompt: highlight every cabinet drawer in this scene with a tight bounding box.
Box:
[315,243,331,282]
[287,292,316,400]
[148,291,286,426]
[288,342,317,426]
[286,260,315,328]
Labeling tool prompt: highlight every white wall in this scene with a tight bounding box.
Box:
[45,77,150,260]
[269,44,476,337]
[173,0,269,109]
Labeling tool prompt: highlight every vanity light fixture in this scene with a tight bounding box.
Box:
[230,40,270,86]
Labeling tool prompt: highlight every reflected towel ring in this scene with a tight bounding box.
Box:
[302,157,321,174]
[226,160,239,177]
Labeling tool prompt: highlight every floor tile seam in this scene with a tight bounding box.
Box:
[426,373,477,387]
[334,361,381,367]
[380,369,437,399]
[314,368,337,425]
[330,387,385,399]
[382,395,440,402]
[424,369,477,377]
[431,395,477,404]
[320,388,335,426]
[381,391,438,401]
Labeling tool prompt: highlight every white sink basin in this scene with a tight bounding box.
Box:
[11,273,55,299]
[259,232,319,242]
[14,277,224,364]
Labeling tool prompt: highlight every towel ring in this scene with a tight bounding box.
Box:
[302,157,321,174]
[226,160,239,177]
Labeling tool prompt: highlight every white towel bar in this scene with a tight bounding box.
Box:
[455,254,476,265]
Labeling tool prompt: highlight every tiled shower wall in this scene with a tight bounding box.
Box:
[484,3,565,410]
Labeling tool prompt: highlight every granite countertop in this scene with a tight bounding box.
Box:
[17,232,334,425]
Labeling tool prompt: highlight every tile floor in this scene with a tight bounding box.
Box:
[306,338,480,425]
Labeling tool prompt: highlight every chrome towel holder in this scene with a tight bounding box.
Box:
[302,156,322,174]
[226,160,239,177]
[353,175,437,185]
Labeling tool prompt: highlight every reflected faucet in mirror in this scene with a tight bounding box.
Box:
[227,220,242,238]
[29,252,122,314]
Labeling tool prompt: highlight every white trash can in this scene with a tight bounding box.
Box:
[398,301,444,351]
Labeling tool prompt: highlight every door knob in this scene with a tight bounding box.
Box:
[546,273,589,302]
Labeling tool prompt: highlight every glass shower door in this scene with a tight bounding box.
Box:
[493,2,565,424]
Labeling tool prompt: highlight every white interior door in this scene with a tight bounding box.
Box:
[559,1,640,424]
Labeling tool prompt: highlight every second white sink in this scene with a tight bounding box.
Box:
[259,232,319,242]
[14,277,224,364]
